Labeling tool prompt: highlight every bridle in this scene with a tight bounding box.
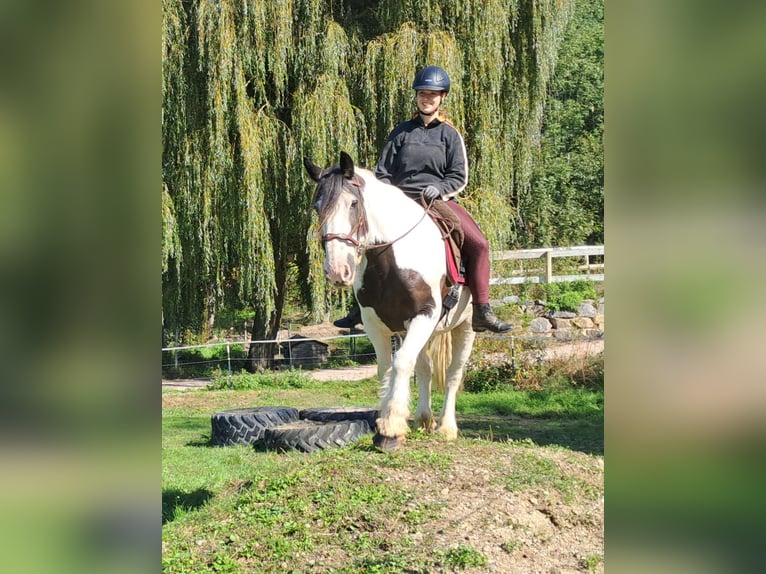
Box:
[320,223,365,252]
[318,178,433,255]
[320,204,431,255]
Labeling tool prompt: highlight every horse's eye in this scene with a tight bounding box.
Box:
[350,200,358,210]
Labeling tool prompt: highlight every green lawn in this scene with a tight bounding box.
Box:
[163,376,603,573]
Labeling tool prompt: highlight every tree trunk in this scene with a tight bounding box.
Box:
[247,280,285,371]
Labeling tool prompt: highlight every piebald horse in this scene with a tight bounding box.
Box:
[304,151,476,451]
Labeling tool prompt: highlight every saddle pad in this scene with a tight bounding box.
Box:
[445,239,465,285]
[428,201,465,286]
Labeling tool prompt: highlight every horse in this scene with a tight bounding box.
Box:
[304,151,477,452]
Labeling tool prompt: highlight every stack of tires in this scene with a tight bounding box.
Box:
[211,406,378,453]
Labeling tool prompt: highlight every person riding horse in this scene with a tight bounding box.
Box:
[335,65,512,333]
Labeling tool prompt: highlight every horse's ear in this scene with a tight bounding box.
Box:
[339,151,354,179]
[303,157,322,182]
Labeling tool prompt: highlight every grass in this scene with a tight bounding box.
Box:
[163,364,603,573]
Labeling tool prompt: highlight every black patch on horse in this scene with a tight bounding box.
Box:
[356,245,436,332]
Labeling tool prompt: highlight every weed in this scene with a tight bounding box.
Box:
[505,450,598,503]
[581,553,603,571]
[439,545,487,569]
[463,361,514,393]
[541,280,598,312]
[207,368,312,390]
[210,553,240,573]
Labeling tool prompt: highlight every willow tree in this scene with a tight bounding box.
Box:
[162,0,579,349]
[162,0,300,365]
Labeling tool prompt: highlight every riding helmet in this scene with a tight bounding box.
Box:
[412,66,450,93]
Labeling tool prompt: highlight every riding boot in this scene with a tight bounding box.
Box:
[472,303,513,333]
[333,302,362,328]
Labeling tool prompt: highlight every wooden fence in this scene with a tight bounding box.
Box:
[489,245,604,285]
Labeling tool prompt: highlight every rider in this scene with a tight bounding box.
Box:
[334,65,512,333]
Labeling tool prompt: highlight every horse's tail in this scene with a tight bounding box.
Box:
[427,331,452,392]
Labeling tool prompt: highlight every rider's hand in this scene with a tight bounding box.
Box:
[423,185,441,200]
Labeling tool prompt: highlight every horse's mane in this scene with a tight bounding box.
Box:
[314,166,368,235]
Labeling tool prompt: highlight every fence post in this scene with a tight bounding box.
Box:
[545,250,553,283]
[510,336,516,375]
[226,343,232,376]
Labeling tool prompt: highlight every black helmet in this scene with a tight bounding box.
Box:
[412,66,450,93]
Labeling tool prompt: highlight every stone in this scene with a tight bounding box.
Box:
[577,302,598,318]
[502,295,520,304]
[550,317,572,329]
[594,314,605,327]
[553,329,575,340]
[524,301,548,317]
[552,311,576,319]
[529,317,552,333]
[573,317,595,329]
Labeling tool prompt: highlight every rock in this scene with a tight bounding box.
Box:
[552,311,576,319]
[524,301,548,317]
[529,317,552,333]
[550,317,572,329]
[573,317,595,329]
[594,314,605,327]
[553,329,575,340]
[503,295,520,304]
[577,302,598,318]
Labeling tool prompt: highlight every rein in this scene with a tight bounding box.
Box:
[366,209,429,252]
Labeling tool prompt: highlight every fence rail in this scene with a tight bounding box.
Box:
[162,245,605,377]
[490,245,604,285]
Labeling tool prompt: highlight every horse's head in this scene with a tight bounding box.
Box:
[304,151,368,286]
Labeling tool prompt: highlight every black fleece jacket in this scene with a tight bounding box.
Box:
[374,115,468,200]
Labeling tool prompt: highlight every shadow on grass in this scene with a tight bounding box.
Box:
[185,436,214,447]
[162,488,214,524]
[458,413,603,456]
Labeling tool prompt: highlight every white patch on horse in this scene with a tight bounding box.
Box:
[305,152,476,451]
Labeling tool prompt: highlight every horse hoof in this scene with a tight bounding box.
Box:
[373,433,404,452]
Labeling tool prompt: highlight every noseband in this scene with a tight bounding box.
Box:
[321,225,364,252]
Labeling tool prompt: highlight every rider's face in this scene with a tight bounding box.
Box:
[416,90,445,115]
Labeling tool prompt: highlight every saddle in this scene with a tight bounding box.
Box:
[426,201,466,286]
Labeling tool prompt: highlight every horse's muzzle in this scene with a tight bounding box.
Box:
[324,261,355,286]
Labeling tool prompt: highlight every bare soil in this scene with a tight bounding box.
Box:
[384,443,604,573]
[162,324,604,572]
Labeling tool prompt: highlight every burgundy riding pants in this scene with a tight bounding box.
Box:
[443,200,491,305]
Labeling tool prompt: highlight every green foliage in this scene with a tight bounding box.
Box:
[464,336,604,393]
[162,343,248,379]
[582,553,603,572]
[161,0,603,341]
[207,368,312,390]
[439,545,487,569]
[541,280,598,312]
[463,361,514,393]
[504,450,598,503]
[528,0,604,246]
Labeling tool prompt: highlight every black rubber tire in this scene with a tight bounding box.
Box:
[263,419,373,453]
[299,406,379,428]
[211,407,299,446]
